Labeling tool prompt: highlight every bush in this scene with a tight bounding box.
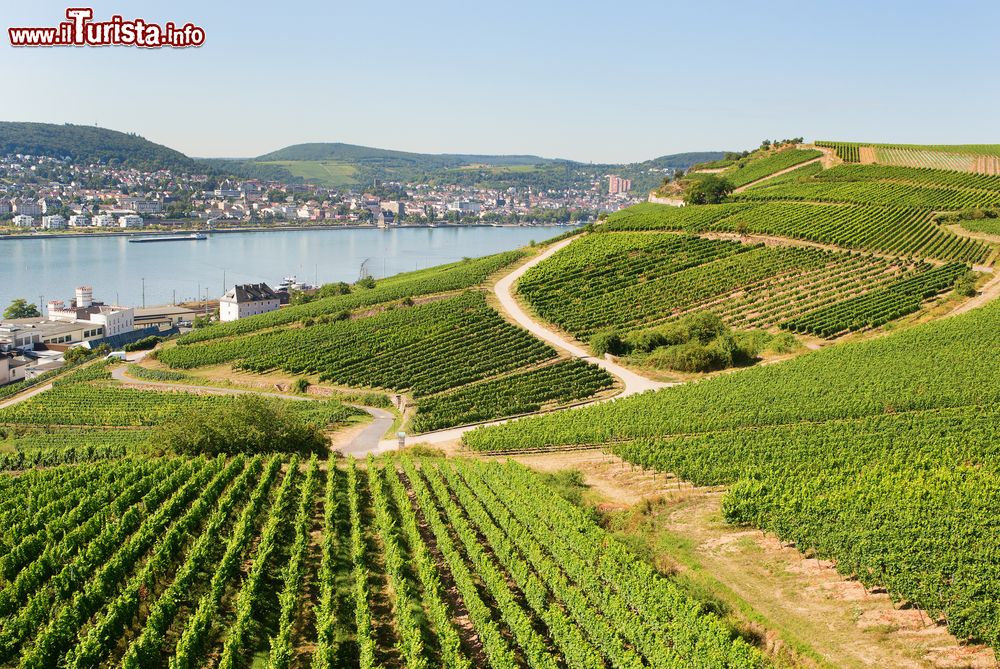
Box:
[590,330,627,356]
[954,271,979,298]
[154,395,327,456]
[292,377,311,394]
[124,335,162,352]
[684,175,734,205]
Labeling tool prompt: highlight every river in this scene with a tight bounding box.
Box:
[1,225,578,310]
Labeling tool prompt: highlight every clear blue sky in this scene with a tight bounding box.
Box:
[2,0,998,163]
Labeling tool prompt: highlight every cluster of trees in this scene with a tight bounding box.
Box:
[684,175,734,204]
[592,312,793,373]
[153,396,328,456]
[3,299,40,319]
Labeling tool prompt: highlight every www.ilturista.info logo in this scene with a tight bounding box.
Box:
[8,8,205,48]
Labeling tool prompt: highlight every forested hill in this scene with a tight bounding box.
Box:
[256,142,557,167]
[0,122,199,172]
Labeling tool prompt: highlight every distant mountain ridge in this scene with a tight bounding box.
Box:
[256,142,559,168]
[0,122,724,187]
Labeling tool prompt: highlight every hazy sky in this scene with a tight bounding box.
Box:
[2,0,998,163]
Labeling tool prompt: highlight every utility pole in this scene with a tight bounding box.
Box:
[38,295,44,314]
[172,289,176,306]
[141,277,146,309]
[222,270,226,295]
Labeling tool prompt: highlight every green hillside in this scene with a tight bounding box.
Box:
[0,122,199,172]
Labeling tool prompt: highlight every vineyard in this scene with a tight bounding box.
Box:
[410,359,615,433]
[0,454,767,668]
[516,231,967,340]
[177,250,528,345]
[714,148,821,188]
[736,174,1000,210]
[816,142,1000,167]
[780,262,967,337]
[160,292,557,397]
[462,298,1000,647]
[463,298,1000,450]
[0,382,363,428]
[600,202,989,262]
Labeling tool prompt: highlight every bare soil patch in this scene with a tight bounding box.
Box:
[859,146,877,164]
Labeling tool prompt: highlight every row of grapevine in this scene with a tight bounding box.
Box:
[0,382,362,428]
[463,299,1000,451]
[815,141,860,162]
[178,250,528,345]
[161,291,557,397]
[781,262,967,337]
[719,148,822,188]
[609,404,1000,648]
[600,202,990,263]
[520,240,872,339]
[0,454,781,667]
[410,359,614,433]
[735,174,1000,210]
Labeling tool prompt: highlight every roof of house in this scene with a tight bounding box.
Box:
[222,283,279,303]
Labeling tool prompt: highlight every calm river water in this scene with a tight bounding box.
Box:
[1,225,577,310]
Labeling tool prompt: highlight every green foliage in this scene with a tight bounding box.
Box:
[589,330,626,356]
[603,201,989,263]
[123,336,162,352]
[3,299,40,319]
[464,298,1000,451]
[719,148,821,188]
[683,175,734,205]
[161,292,557,397]
[153,396,328,456]
[125,365,189,382]
[0,122,198,172]
[410,360,614,433]
[292,378,311,394]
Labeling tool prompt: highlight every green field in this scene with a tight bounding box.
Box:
[257,160,360,187]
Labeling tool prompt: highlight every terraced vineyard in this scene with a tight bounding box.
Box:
[463,299,1000,647]
[517,231,967,339]
[601,201,989,262]
[716,148,821,187]
[410,359,615,433]
[781,262,967,337]
[0,382,362,427]
[0,455,766,668]
[816,142,1000,167]
[161,291,558,395]
[178,250,528,345]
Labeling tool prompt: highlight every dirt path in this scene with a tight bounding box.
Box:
[493,238,669,396]
[380,240,672,450]
[948,267,1000,317]
[501,450,998,669]
[732,157,823,193]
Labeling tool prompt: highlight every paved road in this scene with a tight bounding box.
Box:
[336,407,396,457]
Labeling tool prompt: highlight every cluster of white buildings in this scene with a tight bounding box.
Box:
[7,208,144,230]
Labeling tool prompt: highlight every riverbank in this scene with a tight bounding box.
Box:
[0,221,586,241]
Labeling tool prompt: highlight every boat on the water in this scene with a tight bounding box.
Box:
[128,233,208,244]
[276,275,314,291]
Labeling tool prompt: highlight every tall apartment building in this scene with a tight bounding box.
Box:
[608,175,632,195]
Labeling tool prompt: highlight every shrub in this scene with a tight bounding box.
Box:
[154,395,327,456]
[590,330,627,356]
[292,377,311,394]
